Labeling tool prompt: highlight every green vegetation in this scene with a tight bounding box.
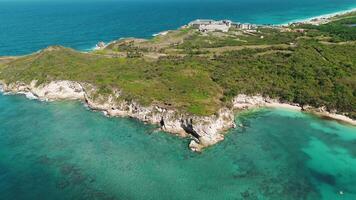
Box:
[212,41,355,115]
[0,12,355,117]
[298,12,356,41]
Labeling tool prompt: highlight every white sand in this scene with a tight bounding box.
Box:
[266,103,355,126]
[265,102,302,111]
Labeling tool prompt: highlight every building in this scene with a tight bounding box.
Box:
[189,20,232,33]
[231,23,256,30]
[189,19,258,32]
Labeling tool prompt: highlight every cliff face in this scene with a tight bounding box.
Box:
[0,80,235,152]
[0,80,85,101]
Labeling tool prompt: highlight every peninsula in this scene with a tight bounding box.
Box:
[0,12,355,151]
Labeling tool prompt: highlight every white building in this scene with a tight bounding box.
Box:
[231,23,256,30]
[189,20,232,33]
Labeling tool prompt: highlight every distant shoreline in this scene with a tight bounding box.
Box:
[283,7,356,25]
[0,7,355,57]
[100,7,356,52]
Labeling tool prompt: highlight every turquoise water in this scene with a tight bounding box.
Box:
[1,2,356,198]
[1,0,356,55]
[1,93,355,199]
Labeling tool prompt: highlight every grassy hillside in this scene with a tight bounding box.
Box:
[1,12,355,117]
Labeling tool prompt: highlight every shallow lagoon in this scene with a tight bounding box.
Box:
[0,93,355,199]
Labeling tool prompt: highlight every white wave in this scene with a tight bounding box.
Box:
[18,91,38,100]
[152,31,169,37]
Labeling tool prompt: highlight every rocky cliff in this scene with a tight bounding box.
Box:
[0,80,236,152]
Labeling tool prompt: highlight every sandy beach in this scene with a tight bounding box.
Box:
[266,103,356,126]
[265,102,302,111]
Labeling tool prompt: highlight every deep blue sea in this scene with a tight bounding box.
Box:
[0,0,356,56]
[1,1,356,199]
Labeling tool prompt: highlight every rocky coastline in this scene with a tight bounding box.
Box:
[0,80,355,152]
[0,80,236,152]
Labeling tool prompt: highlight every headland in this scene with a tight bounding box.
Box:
[1,11,355,151]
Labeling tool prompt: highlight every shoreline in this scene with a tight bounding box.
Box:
[0,81,354,153]
[232,95,356,126]
[2,88,354,127]
[282,7,356,25]
[86,7,356,54]
[1,81,354,127]
[265,103,356,126]
[0,80,236,152]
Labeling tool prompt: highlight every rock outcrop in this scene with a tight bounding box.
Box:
[1,80,85,101]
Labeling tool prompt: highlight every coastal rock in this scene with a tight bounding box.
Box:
[0,81,3,92]
[84,86,235,150]
[2,80,85,101]
[31,81,85,101]
[232,94,272,108]
[95,42,106,50]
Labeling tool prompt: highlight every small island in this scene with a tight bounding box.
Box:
[0,11,355,151]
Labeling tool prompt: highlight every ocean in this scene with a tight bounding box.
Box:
[0,0,356,199]
[0,93,355,199]
[0,0,356,56]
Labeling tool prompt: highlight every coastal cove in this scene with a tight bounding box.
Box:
[0,92,356,199]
